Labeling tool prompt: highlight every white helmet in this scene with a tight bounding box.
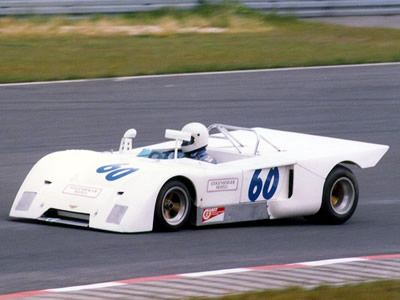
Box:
[181,122,209,153]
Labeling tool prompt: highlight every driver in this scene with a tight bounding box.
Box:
[181,122,217,164]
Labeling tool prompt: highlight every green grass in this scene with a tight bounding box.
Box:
[192,280,400,300]
[0,2,400,83]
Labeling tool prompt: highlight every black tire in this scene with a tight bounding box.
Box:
[154,180,192,231]
[307,166,359,224]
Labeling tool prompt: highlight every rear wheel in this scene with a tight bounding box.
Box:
[307,166,359,224]
[154,180,192,231]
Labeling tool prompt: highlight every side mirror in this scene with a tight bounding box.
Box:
[165,129,191,159]
[119,128,137,152]
[165,129,191,142]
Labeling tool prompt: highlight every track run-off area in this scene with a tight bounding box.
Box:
[1,63,400,298]
[2,254,400,299]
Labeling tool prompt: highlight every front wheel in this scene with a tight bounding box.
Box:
[308,166,359,224]
[154,180,192,231]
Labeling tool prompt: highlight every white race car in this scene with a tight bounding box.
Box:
[10,124,389,233]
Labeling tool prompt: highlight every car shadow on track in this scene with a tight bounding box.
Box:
[7,216,326,235]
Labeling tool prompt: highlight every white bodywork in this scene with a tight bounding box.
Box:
[10,125,389,233]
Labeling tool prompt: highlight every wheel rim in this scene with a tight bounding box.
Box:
[330,177,355,215]
[161,186,188,226]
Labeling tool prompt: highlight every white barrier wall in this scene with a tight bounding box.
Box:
[1,0,400,17]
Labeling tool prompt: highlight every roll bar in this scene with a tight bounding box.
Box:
[207,124,261,155]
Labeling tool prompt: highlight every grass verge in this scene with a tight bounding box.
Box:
[0,2,400,83]
[193,280,400,300]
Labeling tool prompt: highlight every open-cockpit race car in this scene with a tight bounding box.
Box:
[10,123,389,232]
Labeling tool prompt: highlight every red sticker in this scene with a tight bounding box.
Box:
[202,207,225,223]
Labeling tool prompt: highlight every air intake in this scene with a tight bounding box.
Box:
[39,209,89,227]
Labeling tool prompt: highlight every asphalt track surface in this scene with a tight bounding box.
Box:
[1,63,399,295]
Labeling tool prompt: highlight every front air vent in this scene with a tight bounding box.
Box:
[39,209,89,227]
[15,191,36,211]
[106,205,128,225]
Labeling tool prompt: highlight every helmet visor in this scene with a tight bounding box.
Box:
[182,136,195,147]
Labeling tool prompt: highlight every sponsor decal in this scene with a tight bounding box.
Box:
[202,207,225,223]
[207,178,238,192]
[63,184,102,198]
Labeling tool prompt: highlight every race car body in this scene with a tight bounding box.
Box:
[9,124,389,233]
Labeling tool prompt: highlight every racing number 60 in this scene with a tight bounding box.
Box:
[96,164,138,181]
[248,168,279,201]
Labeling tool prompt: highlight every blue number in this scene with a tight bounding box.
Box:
[263,167,279,200]
[97,164,121,173]
[96,164,138,181]
[248,169,263,201]
[248,168,279,201]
